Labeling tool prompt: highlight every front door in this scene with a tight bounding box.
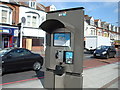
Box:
[3,37,9,48]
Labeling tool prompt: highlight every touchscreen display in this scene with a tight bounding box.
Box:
[64,51,73,64]
[53,33,70,47]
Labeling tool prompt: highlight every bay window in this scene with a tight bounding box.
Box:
[0,5,12,24]
[26,12,39,27]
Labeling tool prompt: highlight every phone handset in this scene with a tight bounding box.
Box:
[55,50,59,59]
[55,50,63,60]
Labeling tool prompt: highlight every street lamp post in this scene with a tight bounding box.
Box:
[20,17,26,48]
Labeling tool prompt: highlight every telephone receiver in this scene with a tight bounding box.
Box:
[55,50,59,59]
[55,50,63,59]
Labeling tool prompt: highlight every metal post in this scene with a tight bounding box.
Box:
[43,33,46,51]
[20,23,23,48]
[20,17,26,48]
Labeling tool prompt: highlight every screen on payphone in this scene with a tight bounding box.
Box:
[64,51,74,64]
[53,32,70,47]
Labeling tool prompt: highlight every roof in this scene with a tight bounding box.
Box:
[8,0,47,11]
[47,7,84,13]
[94,19,100,22]
[45,6,51,12]
[84,15,91,20]
[36,3,46,11]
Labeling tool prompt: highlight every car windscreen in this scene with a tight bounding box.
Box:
[0,49,11,57]
[97,46,109,50]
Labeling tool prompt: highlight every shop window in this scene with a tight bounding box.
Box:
[32,38,44,46]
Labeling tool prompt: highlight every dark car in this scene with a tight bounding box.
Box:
[0,48,43,74]
[93,46,116,59]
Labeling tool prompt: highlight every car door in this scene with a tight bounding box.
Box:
[3,49,25,72]
[19,49,36,69]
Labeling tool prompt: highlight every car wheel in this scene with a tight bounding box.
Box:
[33,62,41,71]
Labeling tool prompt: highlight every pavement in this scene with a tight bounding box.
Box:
[83,62,120,89]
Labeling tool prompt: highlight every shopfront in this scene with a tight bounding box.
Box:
[0,25,18,48]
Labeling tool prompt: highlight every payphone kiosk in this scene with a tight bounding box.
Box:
[40,7,84,89]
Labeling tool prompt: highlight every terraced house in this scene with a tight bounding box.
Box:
[0,1,19,48]
[0,0,119,50]
[0,0,56,52]
[84,14,120,48]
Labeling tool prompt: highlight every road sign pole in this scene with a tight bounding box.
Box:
[20,23,23,48]
[20,17,26,48]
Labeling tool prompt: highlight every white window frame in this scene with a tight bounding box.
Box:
[25,13,39,27]
[29,1,36,9]
[98,21,101,27]
[97,29,102,36]
[90,20,94,26]
[0,5,12,24]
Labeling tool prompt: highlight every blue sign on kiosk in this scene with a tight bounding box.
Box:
[53,32,71,47]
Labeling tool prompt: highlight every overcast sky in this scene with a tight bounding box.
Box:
[39,1,119,27]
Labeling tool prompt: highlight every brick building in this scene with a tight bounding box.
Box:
[0,1,19,48]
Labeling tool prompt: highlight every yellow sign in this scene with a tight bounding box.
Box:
[0,30,3,33]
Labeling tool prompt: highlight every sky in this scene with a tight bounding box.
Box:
[39,2,119,27]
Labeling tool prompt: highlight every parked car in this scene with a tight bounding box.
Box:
[93,46,116,59]
[0,48,43,74]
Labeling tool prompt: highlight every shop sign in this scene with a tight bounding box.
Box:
[1,28,13,35]
[0,30,2,33]
[3,29,10,33]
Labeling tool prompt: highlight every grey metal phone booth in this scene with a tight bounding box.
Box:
[40,7,84,89]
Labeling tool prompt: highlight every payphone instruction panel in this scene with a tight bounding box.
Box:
[53,32,71,47]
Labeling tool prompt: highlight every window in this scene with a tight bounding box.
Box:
[22,49,31,56]
[32,16,37,27]
[2,10,7,23]
[32,2,35,8]
[98,22,101,27]
[91,30,94,35]
[32,38,44,46]
[26,13,38,27]
[27,16,31,26]
[0,5,12,24]
[29,1,36,9]
[9,49,31,57]
[90,20,94,26]
[9,50,21,57]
